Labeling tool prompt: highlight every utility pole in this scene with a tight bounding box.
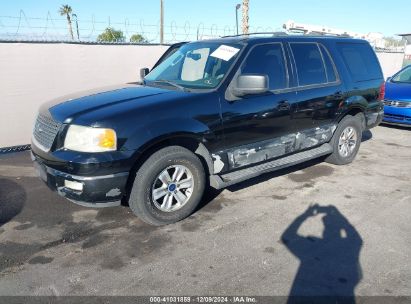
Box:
[235,4,241,35]
[242,0,249,34]
[160,0,164,44]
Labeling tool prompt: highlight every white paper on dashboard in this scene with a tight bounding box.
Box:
[210,45,240,61]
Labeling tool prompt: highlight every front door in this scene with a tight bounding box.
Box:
[219,43,298,170]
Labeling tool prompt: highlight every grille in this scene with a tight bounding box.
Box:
[383,100,411,108]
[33,112,62,151]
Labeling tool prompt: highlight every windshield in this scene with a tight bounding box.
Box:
[392,66,411,83]
[145,42,243,90]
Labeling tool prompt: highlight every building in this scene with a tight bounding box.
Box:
[398,33,411,66]
[283,20,385,48]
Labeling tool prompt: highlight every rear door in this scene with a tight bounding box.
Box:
[289,42,344,134]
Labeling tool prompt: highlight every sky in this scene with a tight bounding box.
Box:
[0,0,410,41]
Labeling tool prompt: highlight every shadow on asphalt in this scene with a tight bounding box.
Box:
[0,178,26,226]
[282,204,363,303]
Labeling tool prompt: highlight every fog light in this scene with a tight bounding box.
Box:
[64,180,83,191]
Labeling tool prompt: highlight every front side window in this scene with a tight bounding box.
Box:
[392,66,411,83]
[291,43,327,86]
[145,42,243,90]
[241,43,288,90]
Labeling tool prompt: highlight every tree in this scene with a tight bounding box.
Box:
[59,4,74,40]
[97,27,125,43]
[384,36,403,48]
[242,0,249,34]
[130,34,148,44]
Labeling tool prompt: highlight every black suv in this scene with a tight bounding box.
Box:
[32,34,384,225]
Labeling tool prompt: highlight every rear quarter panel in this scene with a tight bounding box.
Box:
[327,40,384,124]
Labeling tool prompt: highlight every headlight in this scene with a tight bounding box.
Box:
[64,125,117,152]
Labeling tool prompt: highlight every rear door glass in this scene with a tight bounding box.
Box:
[290,43,327,86]
[336,42,382,82]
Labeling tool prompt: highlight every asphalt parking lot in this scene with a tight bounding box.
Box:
[0,124,410,297]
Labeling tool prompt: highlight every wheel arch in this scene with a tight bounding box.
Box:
[341,107,365,127]
[337,96,367,130]
[123,133,214,204]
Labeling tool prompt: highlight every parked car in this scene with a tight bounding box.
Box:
[32,34,384,225]
[383,65,411,126]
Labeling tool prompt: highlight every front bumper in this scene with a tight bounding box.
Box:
[383,106,411,126]
[32,152,129,208]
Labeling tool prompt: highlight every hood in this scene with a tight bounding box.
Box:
[385,81,411,101]
[42,84,179,123]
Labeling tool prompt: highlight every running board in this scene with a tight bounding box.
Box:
[209,143,333,189]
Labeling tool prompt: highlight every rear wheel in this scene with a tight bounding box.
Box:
[129,146,205,226]
[325,115,363,165]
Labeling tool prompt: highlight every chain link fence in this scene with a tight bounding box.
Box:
[0,145,31,154]
[0,10,283,43]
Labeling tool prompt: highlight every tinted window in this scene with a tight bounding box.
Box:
[291,43,327,86]
[242,44,288,90]
[320,45,337,82]
[337,43,382,82]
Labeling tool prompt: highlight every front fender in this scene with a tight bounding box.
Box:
[123,118,214,152]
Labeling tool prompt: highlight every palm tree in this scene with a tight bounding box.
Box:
[59,4,74,40]
[242,0,249,34]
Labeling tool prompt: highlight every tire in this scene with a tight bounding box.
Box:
[325,115,363,165]
[129,146,206,226]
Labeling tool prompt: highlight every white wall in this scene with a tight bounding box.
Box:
[376,52,404,79]
[0,43,405,148]
[0,43,168,147]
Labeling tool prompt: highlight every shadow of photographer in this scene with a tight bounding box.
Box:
[282,204,363,304]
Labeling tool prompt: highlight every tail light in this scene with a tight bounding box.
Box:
[378,82,385,101]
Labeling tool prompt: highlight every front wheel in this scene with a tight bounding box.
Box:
[128,146,206,226]
[325,115,363,165]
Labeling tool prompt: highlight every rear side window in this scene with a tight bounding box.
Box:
[242,43,288,90]
[337,43,382,82]
[290,43,327,86]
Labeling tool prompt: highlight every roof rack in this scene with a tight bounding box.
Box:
[222,31,352,39]
[303,31,352,38]
[222,32,289,38]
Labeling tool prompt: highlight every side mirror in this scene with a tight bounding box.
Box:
[232,74,269,97]
[140,68,150,79]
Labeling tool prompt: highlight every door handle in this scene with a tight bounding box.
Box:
[278,100,290,111]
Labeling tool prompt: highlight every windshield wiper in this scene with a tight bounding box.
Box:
[150,80,190,92]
